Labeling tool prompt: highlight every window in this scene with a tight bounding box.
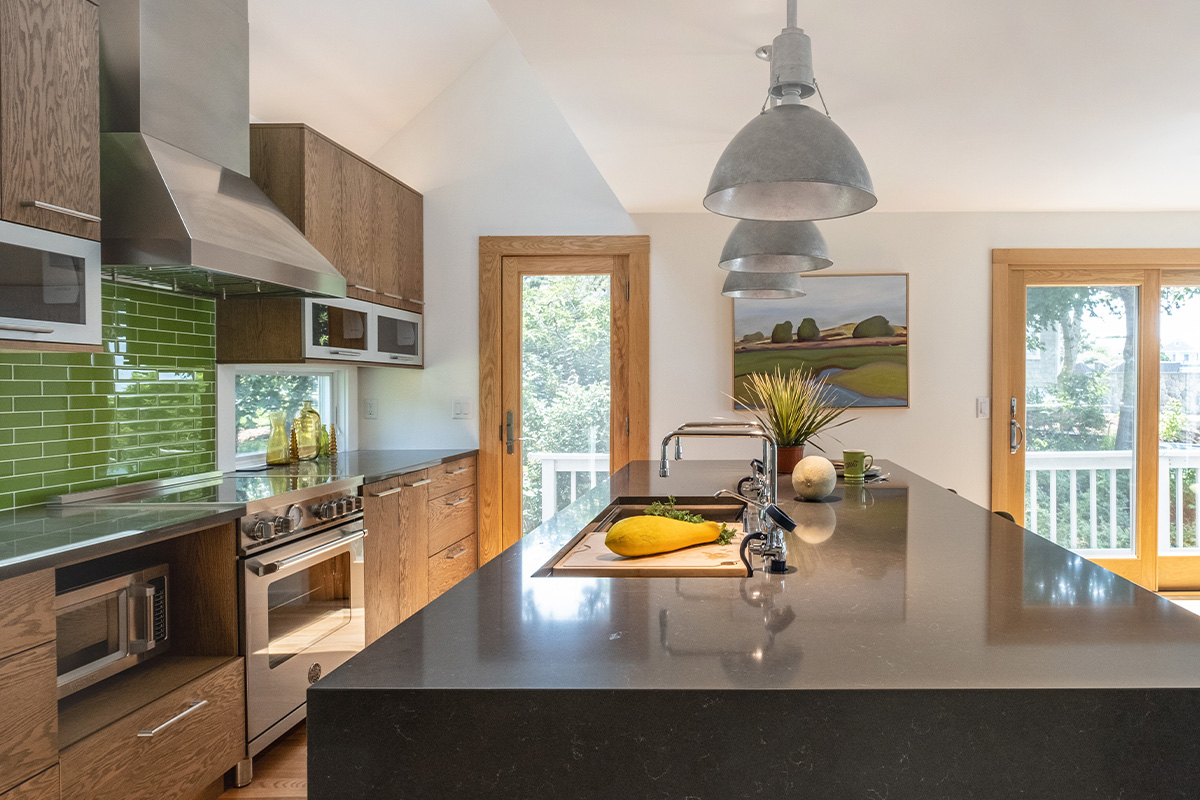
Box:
[222,366,350,469]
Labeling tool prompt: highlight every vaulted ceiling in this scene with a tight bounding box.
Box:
[249,0,1200,213]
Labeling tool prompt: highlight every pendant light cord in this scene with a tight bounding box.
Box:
[814,79,831,118]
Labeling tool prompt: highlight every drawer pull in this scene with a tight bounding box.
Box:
[137,700,208,737]
[406,478,432,487]
[0,323,54,334]
[447,466,470,475]
[20,199,101,223]
[446,497,469,507]
[446,546,469,560]
[372,486,403,497]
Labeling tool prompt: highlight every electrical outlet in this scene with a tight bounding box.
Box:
[452,398,471,420]
[976,397,990,419]
[364,398,379,419]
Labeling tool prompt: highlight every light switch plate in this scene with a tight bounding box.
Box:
[976,397,990,419]
[364,398,379,419]
[453,398,471,419]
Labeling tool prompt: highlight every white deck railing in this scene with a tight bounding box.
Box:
[1024,448,1199,552]
[530,452,610,522]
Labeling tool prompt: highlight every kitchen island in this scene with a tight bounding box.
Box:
[307,460,1200,799]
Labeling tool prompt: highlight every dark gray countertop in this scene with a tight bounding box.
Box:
[0,448,477,578]
[313,459,1200,693]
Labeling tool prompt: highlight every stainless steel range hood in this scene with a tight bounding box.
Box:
[99,0,346,299]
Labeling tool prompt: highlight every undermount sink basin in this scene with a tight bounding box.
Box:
[543,497,750,578]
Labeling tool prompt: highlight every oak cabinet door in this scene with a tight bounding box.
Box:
[0,0,100,240]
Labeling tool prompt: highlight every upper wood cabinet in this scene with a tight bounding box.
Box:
[249,123,423,312]
[0,0,100,241]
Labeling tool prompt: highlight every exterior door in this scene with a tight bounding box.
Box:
[479,236,650,564]
[993,250,1200,591]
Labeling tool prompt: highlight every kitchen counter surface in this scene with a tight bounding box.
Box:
[309,459,1200,799]
[0,448,477,578]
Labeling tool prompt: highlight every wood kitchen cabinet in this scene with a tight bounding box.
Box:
[0,0,100,241]
[249,123,424,312]
[362,455,479,642]
[0,570,57,796]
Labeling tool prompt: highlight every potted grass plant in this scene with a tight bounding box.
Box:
[738,366,854,472]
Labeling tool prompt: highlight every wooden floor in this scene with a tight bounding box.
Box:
[220,722,307,799]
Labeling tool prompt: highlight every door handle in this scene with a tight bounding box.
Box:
[1009,397,1025,454]
[505,411,529,455]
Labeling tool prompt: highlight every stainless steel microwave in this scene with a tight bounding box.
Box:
[0,218,101,347]
[55,565,169,698]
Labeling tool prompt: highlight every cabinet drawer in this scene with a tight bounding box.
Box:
[428,534,476,602]
[0,766,57,800]
[0,643,57,795]
[60,658,244,800]
[427,484,475,556]
[0,569,54,661]
[428,456,476,500]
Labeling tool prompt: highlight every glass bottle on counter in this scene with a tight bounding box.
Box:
[266,411,290,465]
[295,401,321,461]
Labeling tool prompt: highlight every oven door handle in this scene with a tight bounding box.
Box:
[251,529,367,577]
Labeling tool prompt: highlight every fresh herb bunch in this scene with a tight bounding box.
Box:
[644,496,736,545]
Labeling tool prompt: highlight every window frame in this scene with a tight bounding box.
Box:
[216,363,355,471]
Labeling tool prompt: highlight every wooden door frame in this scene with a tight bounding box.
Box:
[479,236,650,564]
[991,248,1200,589]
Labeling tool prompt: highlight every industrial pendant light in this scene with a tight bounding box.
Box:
[721,271,806,299]
[719,219,831,273]
[704,0,876,222]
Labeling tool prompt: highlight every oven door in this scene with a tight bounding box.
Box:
[242,524,367,743]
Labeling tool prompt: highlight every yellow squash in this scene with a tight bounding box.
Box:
[605,516,723,557]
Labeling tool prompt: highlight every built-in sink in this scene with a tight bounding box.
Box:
[542,496,750,578]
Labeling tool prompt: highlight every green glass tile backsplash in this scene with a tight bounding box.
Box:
[0,283,216,510]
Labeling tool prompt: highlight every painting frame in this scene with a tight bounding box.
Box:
[732,273,910,409]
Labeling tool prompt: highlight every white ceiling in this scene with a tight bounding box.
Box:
[249,0,1200,213]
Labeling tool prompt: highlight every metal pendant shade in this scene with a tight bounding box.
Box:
[704,103,876,222]
[719,219,831,273]
[721,271,806,299]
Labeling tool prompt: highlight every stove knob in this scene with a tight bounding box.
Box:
[250,519,276,541]
[352,496,363,512]
[273,515,293,534]
[336,498,351,515]
[317,502,338,521]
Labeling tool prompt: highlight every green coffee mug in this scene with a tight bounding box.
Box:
[843,449,874,482]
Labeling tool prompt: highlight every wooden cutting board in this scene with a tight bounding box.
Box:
[552,524,747,577]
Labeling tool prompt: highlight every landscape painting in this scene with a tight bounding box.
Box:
[733,274,908,408]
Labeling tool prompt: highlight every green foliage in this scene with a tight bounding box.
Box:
[1161,397,1186,443]
[235,374,320,455]
[519,275,611,532]
[771,321,794,343]
[852,315,894,338]
[1026,372,1110,452]
[737,366,854,447]
[644,496,735,545]
[797,317,821,342]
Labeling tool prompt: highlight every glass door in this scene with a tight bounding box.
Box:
[500,257,616,539]
[1156,273,1200,589]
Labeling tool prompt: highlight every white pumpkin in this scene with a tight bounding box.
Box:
[792,455,836,501]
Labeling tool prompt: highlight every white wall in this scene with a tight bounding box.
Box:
[634,211,1200,506]
[358,38,636,448]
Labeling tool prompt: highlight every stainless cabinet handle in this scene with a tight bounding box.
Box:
[382,292,403,300]
[349,284,376,293]
[404,298,424,306]
[0,324,54,334]
[447,467,470,475]
[446,497,469,507]
[406,478,432,487]
[372,486,403,498]
[20,200,101,223]
[137,700,207,737]
[329,349,362,357]
[253,530,367,576]
[446,546,469,560]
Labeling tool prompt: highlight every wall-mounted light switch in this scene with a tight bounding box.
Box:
[453,398,471,420]
[364,398,379,419]
[976,397,990,419]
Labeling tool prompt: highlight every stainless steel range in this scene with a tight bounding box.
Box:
[236,477,367,771]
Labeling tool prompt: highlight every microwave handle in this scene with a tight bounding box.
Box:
[128,582,157,654]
